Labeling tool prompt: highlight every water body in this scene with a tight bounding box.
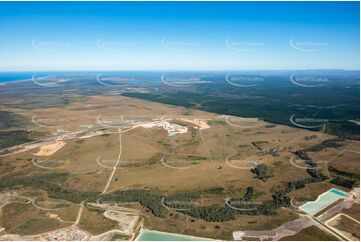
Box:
[0,72,34,83]
[299,188,349,215]
[136,229,210,241]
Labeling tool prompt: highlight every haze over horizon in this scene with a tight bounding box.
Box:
[0,68,360,73]
[0,1,359,71]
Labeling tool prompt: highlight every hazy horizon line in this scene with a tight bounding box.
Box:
[0,68,360,73]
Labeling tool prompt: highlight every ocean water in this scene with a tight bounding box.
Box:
[136,229,210,241]
[0,71,161,84]
[0,72,34,83]
[299,188,349,215]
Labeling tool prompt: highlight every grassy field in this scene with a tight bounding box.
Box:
[2,203,64,235]
[0,93,358,240]
[11,218,60,235]
[79,206,119,235]
[328,215,360,240]
[0,111,31,130]
[342,203,360,221]
[280,226,338,241]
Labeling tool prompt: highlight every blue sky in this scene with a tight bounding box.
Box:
[0,1,359,71]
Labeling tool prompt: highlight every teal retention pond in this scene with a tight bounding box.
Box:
[136,229,211,241]
[299,188,349,216]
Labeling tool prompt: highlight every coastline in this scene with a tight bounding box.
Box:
[0,78,32,86]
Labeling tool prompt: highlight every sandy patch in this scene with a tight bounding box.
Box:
[181,118,210,130]
[103,210,140,236]
[140,120,187,136]
[36,141,66,156]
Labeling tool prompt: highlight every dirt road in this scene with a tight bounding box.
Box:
[102,128,122,194]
